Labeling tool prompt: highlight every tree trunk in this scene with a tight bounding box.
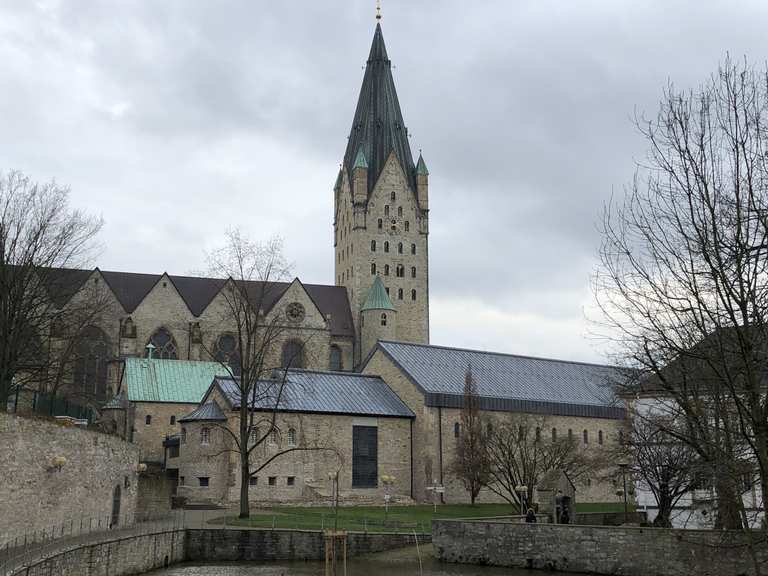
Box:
[652,490,673,528]
[239,451,250,519]
[714,475,743,530]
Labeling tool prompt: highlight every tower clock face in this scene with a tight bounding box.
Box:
[286,302,306,323]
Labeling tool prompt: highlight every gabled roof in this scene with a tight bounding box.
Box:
[38,268,355,337]
[211,369,414,418]
[124,358,230,403]
[179,401,227,423]
[344,23,417,198]
[372,341,627,420]
[362,276,396,311]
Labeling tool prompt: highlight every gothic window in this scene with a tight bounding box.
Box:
[384,205,389,216]
[377,219,383,230]
[397,288,403,300]
[370,263,376,275]
[214,334,241,376]
[371,240,376,252]
[411,266,416,278]
[391,191,396,201]
[380,313,387,326]
[411,289,416,301]
[398,242,403,254]
[397,206,403,217]
[583,429,589,444]
[145,328,178,360]
[287,428,297,446]
[281,339,305,369]
[73,326,110,399]
[396,265,404,278]
[384,264,390,276]
[404,221,410,232]
[201,427,211,445]
[384,241,389,253]
[411,243,416,255]
[330,345,343,371]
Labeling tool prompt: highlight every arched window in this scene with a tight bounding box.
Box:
[535,427,541,442]
[145,328,178,359]
[583,429,589,444]
[201,427,211,445]
[380,313,387,326]
[396,264,404,277]
[377,218,383,230]
[411,289,416,301]
[411,243,416,255]
[281,340,305,369]
[551,427,557,441]
[214,334,241,376]
[410,266,416,278]
[370,263,376,275]
[384,205,390,216]
[170,415,176,425]
[454,422,460,438]
[391,191,396,201]
[371,240,376,252]
[397,206,403,217]
[568,428,573,441]
[249,427,260,445]
[287,428,297,446]
[270,429,279,445]
[145,415,152,425]
[384,264,390,276]
[330,345,343,371]
[384,241,389,253]
[398,242,403,254]
[598,430,604,445]
[404,221,410,232]
[74,326,110,399]
[397,288,403,300]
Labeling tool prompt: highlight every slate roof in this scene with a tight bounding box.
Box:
[124,358,230,404]
[179,401,227,423]
[374,341,627,419]
[344,23,418,198]
[212,370,414,418]
[39,268,355,337]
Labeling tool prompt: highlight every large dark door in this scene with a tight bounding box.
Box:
[352,426,378,488]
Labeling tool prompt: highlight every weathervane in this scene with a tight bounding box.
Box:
[376,0,381,20]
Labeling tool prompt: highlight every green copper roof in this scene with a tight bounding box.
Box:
[353,147,368,169]
[416,153,429,176]
[362,276,396,312]
[124,357,230,403]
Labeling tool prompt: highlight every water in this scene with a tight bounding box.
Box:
[146,545,535,575]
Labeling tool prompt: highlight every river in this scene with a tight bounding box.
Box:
[146,545,535,575]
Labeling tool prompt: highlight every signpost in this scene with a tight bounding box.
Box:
[426,482,445,513]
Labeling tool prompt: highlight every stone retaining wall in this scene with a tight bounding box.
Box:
[11,530,186,576]
[433,519,767,576]
[185,528,431,562]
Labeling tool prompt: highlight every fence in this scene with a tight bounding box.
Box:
[7,389,94,423]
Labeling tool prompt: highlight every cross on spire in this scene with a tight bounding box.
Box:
[376,0,381,20]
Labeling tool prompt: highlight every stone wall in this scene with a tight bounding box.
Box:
[0,413,140,548]
[136,472,176,521]
[433,519,767,576]
[12,530,185,576]
[185,528,431,562]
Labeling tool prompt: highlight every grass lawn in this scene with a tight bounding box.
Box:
[210,501,629,533]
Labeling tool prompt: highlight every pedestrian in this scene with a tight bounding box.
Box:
[525,508,537,523]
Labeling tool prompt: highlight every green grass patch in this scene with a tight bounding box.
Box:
[208,502,628,533]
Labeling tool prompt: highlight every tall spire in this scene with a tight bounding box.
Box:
[344,22,416,197]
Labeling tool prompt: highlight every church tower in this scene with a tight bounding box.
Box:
[333,19,430,367]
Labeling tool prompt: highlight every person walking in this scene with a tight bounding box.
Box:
[525,508,537,523]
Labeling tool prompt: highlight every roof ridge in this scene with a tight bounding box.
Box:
[286,367,382,378]
[378,340,620,370]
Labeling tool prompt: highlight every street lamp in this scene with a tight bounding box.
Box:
[515,484,528,516]
[617,460,629,524]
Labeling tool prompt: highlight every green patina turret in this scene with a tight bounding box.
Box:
[354,147,369,170]
[362,276,396,311]
[416,152,429,176]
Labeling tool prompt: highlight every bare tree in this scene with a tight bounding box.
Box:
[594,56,768,552]
[485,415,594,508]
[0,171,102,408]
[620,408,701,527]
[202,230,333,518]
[449,366,491,505]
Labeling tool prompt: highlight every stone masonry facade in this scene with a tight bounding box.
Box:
[0,413,140,547]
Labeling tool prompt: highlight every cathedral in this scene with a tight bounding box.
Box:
[23,19,627,508]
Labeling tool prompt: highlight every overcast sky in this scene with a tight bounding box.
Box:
[2,0,768,364]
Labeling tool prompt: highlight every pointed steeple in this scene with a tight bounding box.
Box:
[344,23,416,197]
[416,152,429,176]
[353,147,369,169]
[361,276,396,311]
